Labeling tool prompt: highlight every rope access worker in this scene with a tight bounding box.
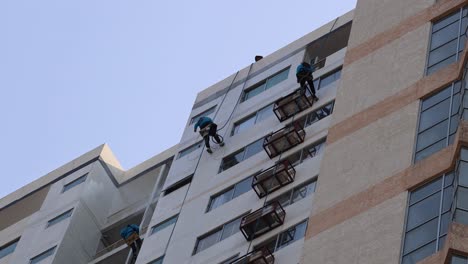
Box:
[194,116,224,154]
[120,224,142,259]
[296,62,319,101]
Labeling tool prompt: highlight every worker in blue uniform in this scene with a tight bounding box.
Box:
[120,224,142,258]
[296,62,318,101]
[194,116,224,153]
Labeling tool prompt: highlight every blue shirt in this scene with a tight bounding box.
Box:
[120,224,140,239]
[194,116,213,131]
[296,64,312,75]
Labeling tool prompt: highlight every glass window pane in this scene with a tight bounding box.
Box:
[233,177,252,198]
[428,38,458,67]
[415,139,447,162]
[178,141,203,159]
[254,237,277,254]
[427,55,457,75]
[244,139,264,160]
[266,68,289,89]
[407,192,441,230]
[433,11,461,32]
[256,104,274,123]
[151,215,178,235]
[196,230,221,254]
[233,115,256,135]
[458,162,468,187]
[270,191,292,208]
[62,174,87,193]
[450,114,460,135]
[402,241,436,264]
[0,240,18,260]
[445,172,455,187]
[442,186,454,212]
[221,150,245,171]
[244,83,266,101]
[410,178,442,205]
[404,218,438,254]
[221,217,242,241]
[419,98,451,131]
[416,119,449,151]
[285,151,302,166]
[291,181,316,204]
[455,208,468,225]
[440,211,451,236]
[422,87,452,111]
[431,22,460,50]
[209,189,234,211]
[30,246,56,264]
[457,187,468,210]
[148,256,164,264]
[47,209,73,228]
[319,70,341,89]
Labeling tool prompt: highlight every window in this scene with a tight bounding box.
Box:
[415,82,461,162]
[30,246,56,264]
[207,176,253,212]
[62,174,87,193]
[163,175,193,196]
[298,101,335,128]
[453,148,468,225]
[401,173,454,264]
[242,67,290,102]
[150,215,178,235]
[46,208,73,228]
[148,255,164,264]
[231,104,274,136]
[451,255,468,264]
[427,7,467,75]
[190,106,217,125]
[0,238,19,260]
[177,141,203,159]
[269,179,317,208]
[219,138,264,172]
[193,214,246,254]
[254,220,308,253]
[284,138,327,166]
[313,68,341,90]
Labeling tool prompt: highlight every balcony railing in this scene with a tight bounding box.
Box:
[240,201,286,241]
[263,122,306,159]
[252,160,296,198]
[273,87,315,122]
[229,247,275,264]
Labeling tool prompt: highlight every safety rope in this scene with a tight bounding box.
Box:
[240,17,340,259]
[161,64,252,258]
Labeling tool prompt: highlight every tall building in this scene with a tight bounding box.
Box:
[1,0,468,264]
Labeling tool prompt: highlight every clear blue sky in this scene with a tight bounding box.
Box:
[0,0,357,198]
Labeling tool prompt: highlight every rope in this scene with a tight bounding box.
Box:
[162,65,252,257]
[241,17,340,258]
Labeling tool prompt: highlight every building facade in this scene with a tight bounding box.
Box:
[2,0,468,264]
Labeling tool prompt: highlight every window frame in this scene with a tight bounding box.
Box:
[177,141,204,159]
[253,219,309,253]
[267,178,317,208]
[46,208,74,228]
[206,175,255,212]
[231,103,274,136]
[150,214,179,236]
[62,174,88,193]
[219,138,265,173]
[241,67,290,102]
[314,67,342,90]
[0,238,19,260]
[193,213,248,255]
[148,255,164,264]
[30,246,56,264]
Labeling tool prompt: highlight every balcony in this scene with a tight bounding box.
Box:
[229,247,275,264]
[273,87,315,122]
[240,201,286,241]
[252,160,296,198]
[263,122,306,159]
